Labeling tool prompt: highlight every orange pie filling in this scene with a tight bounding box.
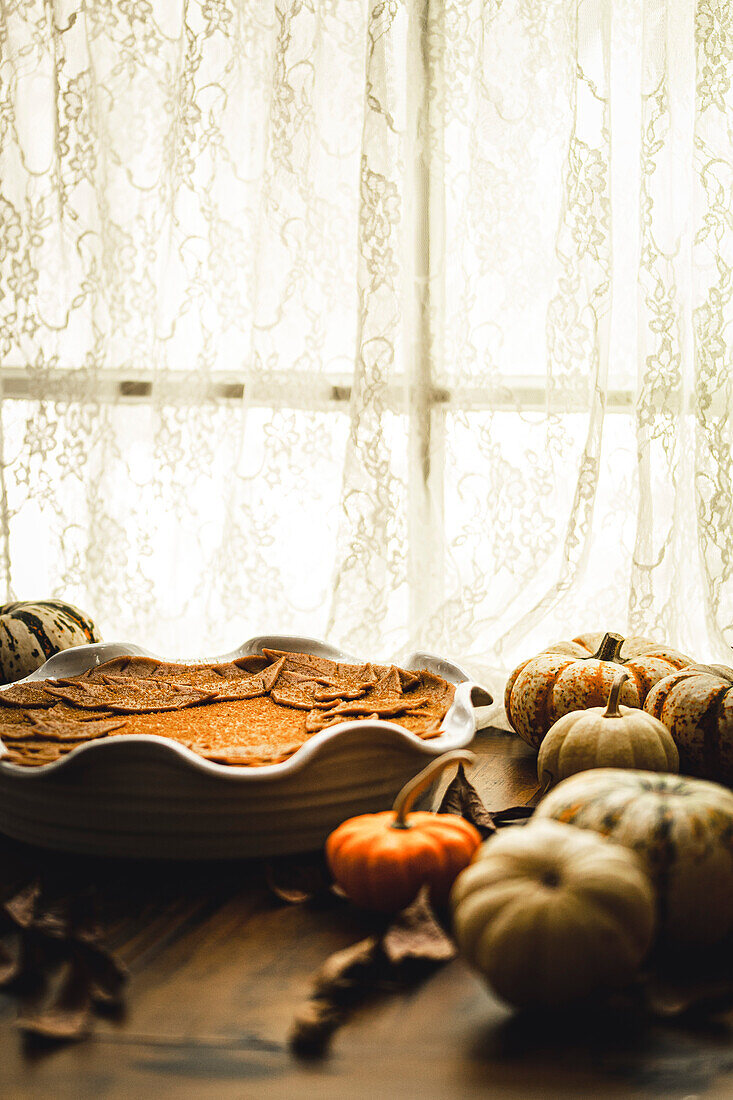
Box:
[0,649,455,767]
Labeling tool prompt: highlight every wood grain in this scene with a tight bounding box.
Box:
[0,727,731,1100]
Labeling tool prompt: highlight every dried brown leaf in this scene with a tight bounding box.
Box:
[0,935,21,985]
[437,765,534,835]
[290,890,456,1058]
[78,939,128,1007]
[290,935,381,1056]
[490,806,534,825]
[381,890,455,964]
[17,956,93,1041]
[4,881,41,930]
[311,935,382,996]
[0,878,127,1044]
[437,764,496,837]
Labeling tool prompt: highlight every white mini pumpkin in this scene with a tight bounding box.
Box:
[538,670,679,789]
[450,820,656,1008]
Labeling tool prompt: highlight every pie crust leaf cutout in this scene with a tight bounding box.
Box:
[25,711,128,742]
[0,683,59,709]
[44,680,218,714]
[259,656,287,691]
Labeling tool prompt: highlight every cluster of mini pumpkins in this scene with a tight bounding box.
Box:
[454,768,733,1007]
[326,628,733,1010]
[504,629,733,788]
[327,751,733,1010]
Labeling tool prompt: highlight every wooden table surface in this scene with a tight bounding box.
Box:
[2,726,733,1100]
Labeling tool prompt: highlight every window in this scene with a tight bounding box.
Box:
[1,1,730,669]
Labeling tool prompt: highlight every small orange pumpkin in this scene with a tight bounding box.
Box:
[325,751,481,912]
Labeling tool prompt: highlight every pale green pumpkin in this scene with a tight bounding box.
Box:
[535,768,733,946]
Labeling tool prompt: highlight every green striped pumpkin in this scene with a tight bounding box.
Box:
[0,600,101,683]
[535,768,733,946]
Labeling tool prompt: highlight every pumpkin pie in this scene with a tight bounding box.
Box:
[0,650,455,767]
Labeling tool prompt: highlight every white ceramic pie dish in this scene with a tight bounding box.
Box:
[0,635,488,859]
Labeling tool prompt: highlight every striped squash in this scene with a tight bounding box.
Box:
[535,768,733,946]
[0,600,101,683]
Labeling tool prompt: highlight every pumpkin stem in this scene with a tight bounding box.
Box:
[391,749,476,829]
[592,632,625,664]
[604,669,630,718]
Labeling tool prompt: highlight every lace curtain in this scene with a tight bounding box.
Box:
[1,0,732,694]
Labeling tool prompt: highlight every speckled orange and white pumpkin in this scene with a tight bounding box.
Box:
[644,665,733,786]
[0,600,101,683]
[504,632,692,749]
[535,768,733,946]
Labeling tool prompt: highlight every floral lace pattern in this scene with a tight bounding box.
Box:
[0,1,731,688]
